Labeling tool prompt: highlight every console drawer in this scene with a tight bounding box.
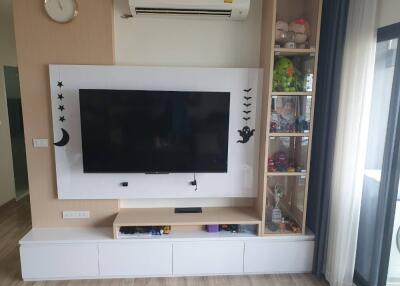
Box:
[173,241,244,275]
[99,242,173,276]
[244,240,314,273]
[20,244,99,280]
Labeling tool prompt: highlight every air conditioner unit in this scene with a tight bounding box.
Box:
[128,0,251,21]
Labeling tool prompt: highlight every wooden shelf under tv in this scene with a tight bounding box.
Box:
[113,207,262,238]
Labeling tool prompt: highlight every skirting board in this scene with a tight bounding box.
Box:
[49,65,263,200]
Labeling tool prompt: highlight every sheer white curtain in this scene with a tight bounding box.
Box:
[324,0,378,285]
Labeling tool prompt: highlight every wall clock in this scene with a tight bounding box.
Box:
[44,0,78,23]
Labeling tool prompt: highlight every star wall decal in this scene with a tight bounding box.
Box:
[58,105,65,111]
[57,81,64,88]
[58,93,64,100]
[59,116,66,123]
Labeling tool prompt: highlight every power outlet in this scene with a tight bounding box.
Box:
[62,211,90,219]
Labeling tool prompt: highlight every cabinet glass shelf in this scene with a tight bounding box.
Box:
[264,175,306,235]
[267,136,309,173]
[273,55,315,93]
[270,96,312,133]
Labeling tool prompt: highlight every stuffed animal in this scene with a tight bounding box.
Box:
[272,57,303,92]
[289,18,310,48]
[275,20,289,46]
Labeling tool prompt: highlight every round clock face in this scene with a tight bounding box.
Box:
[44,0,78,23]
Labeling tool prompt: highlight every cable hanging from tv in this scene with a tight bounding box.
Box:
[190,172,198,192]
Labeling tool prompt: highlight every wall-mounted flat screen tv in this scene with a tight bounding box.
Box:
[79,89,230,173]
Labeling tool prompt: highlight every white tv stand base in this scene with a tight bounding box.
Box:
[19,228,314,281]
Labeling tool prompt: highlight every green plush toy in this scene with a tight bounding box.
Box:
[273,57,303,92]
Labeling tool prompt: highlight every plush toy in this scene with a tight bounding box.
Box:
[273,57,303,92]
[275,20,289,45]
[289,18,310,48]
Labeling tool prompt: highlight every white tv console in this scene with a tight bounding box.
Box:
[19,227,314,281]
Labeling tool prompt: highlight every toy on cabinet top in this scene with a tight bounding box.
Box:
[275,18,311,49]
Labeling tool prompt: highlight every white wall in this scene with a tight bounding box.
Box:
[113,0,262,68]
[377,0,400,28]
[113,0,263,207]
[0,0,17,206]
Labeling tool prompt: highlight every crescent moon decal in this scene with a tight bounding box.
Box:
[54,128,70,147]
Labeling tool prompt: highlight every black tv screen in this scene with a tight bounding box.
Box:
[79,89,230,173]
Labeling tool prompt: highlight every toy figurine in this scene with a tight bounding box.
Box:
[296,116,309,132]
[220,224,239,233]
[267,222,278,232]
[268,158,276,172]
[275,20,289,47]
[273,57,303,92]
[275,151,289,172]
[289,18,310,48]
[279,218,286,233]
[275,99,297,132]
[151,226,163,235]
[286,219,301,233]
[270,120,278,132]
[163,225,171,235]
[271,185,283,224]
[207,225,219,233]
[275,20,296,48]
[270,151,298,173]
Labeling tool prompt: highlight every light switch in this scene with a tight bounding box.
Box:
[33,139,49,148]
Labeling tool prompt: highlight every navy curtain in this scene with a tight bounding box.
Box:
[306,0,350,277]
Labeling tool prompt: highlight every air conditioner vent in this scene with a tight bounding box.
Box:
[135,8,232,17]
[129,0,250,21]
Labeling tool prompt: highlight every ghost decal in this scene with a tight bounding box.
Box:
[237,126,255,144]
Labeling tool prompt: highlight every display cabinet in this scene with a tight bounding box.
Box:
[257,0,322,236]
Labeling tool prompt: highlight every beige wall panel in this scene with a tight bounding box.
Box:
[13,0,118,227]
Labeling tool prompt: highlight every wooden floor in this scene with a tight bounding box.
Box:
[0,197,328,286]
